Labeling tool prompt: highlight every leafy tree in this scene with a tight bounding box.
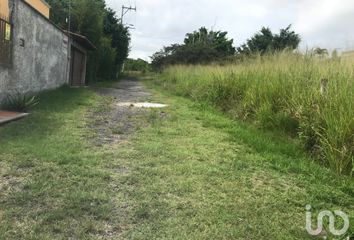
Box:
[96,37,117,80]
[150,46,174,70]
[237,25,300,55]
[313,47,329,58]
[273,25,301,51]
[184,27,235,56]
[67,0,106,81]
[104,8,131,71]
[151,27,235,69]
[331,49,339,61]
[46,0,70,28]
[125,58,151,72]
[70,0,105,45]
[45,0,130,81]
[237,27,273,54]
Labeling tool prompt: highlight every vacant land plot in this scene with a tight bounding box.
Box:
[0,78,353,239]
[159,54,354,175]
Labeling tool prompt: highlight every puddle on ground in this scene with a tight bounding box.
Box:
[116,102,168,108]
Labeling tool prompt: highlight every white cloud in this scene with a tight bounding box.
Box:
[106,0,354,60]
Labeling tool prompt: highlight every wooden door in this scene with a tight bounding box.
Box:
[70,47,85,86]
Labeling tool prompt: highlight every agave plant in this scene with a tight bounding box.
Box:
[4,91,40,112]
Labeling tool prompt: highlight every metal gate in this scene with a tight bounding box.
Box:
[0,15,12,66]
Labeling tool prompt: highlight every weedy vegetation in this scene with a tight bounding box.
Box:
[0,79,353,239]
[3,91,40,112]
[156,52,354,175]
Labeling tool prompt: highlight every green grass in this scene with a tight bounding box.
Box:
[156,53,354,174]
[119,82,354,239]
[0,82,353,239]
[0,87,132,239]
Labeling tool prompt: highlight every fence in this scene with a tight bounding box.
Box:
[0,14,12,66]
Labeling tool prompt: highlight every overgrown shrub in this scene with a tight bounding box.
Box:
[156,52,354,175]
[4,91,40,112]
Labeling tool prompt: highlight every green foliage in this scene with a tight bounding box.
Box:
[1,81,354,239]
[104,8,131,71]
[332,49,339,60]
[238,27,274,55]
[313,47,329,58]
[184,27,235,55]
[237,25,301,55]
[115,84,354,239]
[71,0,105,45]
[96,37,117,80]
[125,58,151,73]
[0,87,119,238]
[4,91,40,112]
[46,0,130,81]
[156,53,354,175]
[46,0,70,28]
[151,27,235,70]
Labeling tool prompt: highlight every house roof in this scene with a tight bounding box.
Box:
[63,31,97,51]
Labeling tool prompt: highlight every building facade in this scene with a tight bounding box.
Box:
[1,0,49,20]
[0,0,95,104]
[0,0,68,103]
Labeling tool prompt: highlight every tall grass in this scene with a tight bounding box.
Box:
[156,53,354,175]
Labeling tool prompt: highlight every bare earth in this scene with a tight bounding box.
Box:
[88,78,168,237]
[89,77,155,146]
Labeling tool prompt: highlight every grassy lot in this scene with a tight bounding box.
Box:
[0,87,133,239]
[0,83,353,239]
[121,82,354,239]
[158,53,354,174]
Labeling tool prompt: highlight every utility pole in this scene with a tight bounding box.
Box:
[120,5,136,73]
[121,5,136,25]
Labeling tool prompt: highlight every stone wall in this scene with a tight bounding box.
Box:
[0,0,68,103]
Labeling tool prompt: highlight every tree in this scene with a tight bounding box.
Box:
[125,58,151,72]
[104,9,131,71]
[273,25,301,51]
[313,47,329,58]
[97,37,117,80]
[46,0,70,28]
[237,27,273,54]
[69,0,106,81]
[331,49,339,61]
[237,25,300,55]
[151,27,235,69]
[45,0,130,81]
[184,27,235,56]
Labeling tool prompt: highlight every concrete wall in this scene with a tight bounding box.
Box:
[0,0,68,103]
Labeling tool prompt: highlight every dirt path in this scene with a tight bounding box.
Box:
[95,77,151,102]
[89,77,155,146]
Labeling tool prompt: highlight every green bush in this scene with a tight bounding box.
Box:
[4,91,40,112]
[156,52,354,175]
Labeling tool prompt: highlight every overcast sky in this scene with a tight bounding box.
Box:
[106,0,354,61]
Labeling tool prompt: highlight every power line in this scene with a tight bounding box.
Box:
[121,5,136,25]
